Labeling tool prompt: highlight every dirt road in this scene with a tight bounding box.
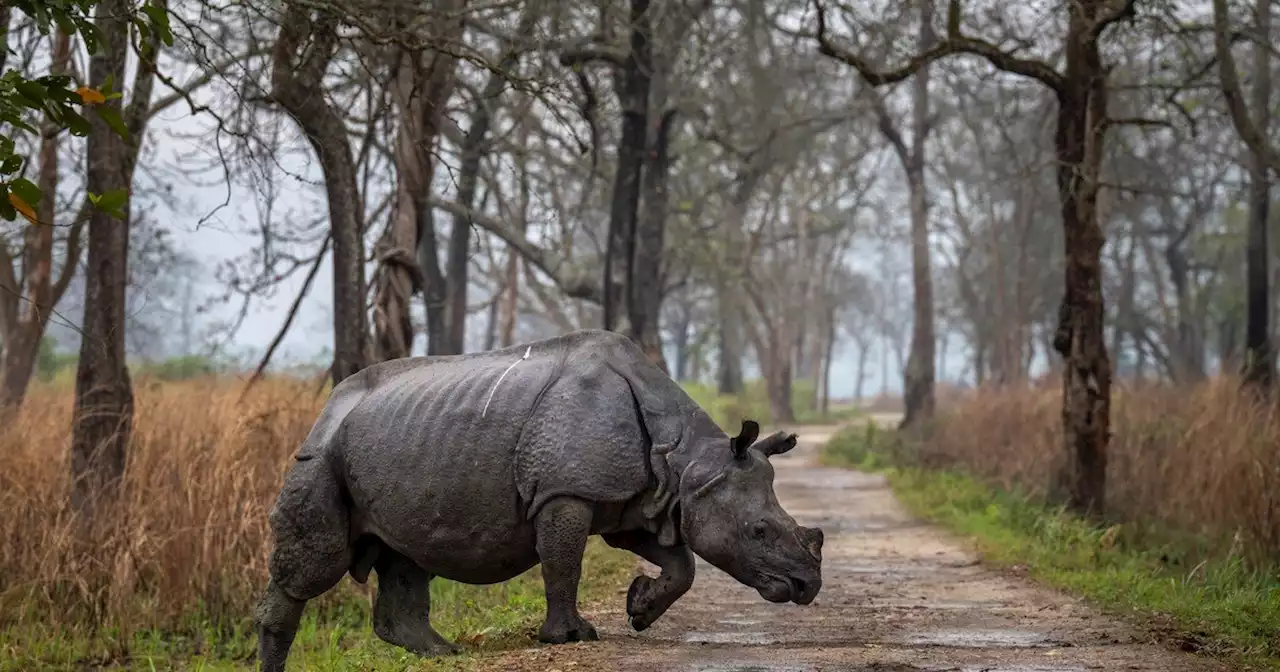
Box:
[484,421,1228,672]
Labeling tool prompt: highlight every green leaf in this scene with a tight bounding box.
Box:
[93,187,129,214]
[93,104,128,138]
[64,108,91,136]
[141,2,173,47]
[10,176,42,206]
[13,80,47,108]
[0,156,23,174]
[0,196,16,222]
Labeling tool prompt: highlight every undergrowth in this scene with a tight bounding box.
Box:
[823,419,1280,670]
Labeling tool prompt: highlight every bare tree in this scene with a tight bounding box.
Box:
[1213,0,1275,388]
[814,0,1154,515]
[268,4,368,382]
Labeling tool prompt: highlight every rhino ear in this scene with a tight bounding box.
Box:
[730,419,760,460]
[753,431,798,458]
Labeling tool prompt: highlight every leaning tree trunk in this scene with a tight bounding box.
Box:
[70,0,133,522]
[271,7,368,383]
[1050,8,1113,516]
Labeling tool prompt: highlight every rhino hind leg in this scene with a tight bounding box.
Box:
[602,530,696,631]
[534,496,599,644]
[371,546,462,656]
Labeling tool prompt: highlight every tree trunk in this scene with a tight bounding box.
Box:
[1050,6,1113,516]
[628,106,675,373]
[483,292,500,351]
[717,292,744,394]
[499,149,533,348]
[271,8,368,382]
[1,31,71,409]
[853,339,869,401]
[1243,0,1273,388]
[672,308,691,381]
[765,341,795,423]
[374,8,464,360]
[70,0,134,522]
[603,0,651,332]
[446,9,531,355]
[821,309,836,415]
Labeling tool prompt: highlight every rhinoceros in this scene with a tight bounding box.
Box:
[253,329,824,671]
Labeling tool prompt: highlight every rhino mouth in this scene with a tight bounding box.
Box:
[756,573,821,605]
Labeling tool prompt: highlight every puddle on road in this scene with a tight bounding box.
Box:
[686,660,814,665]
[829,562,929,575]
[717,618,763,626]
[921,666,1086,672]
[902,628,1059,648]
[869,599,992,610]
[681,631,779,645]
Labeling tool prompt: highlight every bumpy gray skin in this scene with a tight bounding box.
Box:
[253,329,824,672]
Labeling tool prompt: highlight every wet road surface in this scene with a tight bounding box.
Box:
[484,421,1228,672]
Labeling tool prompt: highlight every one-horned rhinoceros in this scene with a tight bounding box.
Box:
[253,329,824,671]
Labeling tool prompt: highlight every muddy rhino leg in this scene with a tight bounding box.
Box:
[371,547,462,655]
[534,496,599,644]
[602,530,695,631]
[255,457,352,672]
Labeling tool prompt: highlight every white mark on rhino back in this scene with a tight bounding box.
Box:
[482,346,532,418]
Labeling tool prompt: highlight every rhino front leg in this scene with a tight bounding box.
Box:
[534,496,599,644]
[603,531,695,631]
[371,546,462,656]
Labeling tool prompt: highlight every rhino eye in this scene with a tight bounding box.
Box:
[750,520,768,540]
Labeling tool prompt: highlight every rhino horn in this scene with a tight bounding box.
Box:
[730,419,761,460]
[753,431,798,458]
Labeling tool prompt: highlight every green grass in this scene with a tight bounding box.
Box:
[822,422,1280,671]
[2,539,634,671]
[679,378,863,431]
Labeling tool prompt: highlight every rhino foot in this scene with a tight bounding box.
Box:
[537,614,599,644]
[626,575,658,631]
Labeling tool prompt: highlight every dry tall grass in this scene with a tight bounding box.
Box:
[1,377,325,636]
[917,377,1280,560]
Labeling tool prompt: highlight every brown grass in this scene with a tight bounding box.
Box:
[0,377,325,637]
[916,376,1280,561]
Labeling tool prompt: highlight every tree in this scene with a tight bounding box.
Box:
[1212,0,1275,389]
[828,0,939,429]
[814,0,1147,515]
[0,0,171,410]
[267,3,369,383]
[69,0,158,521]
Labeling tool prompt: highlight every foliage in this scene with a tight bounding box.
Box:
[822,412,1280,670]
[0,0,172,223]
[0,377,634,668]
[34,335,75,381]
[133,354,219,380]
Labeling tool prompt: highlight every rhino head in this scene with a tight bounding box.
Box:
[679,419,824,605]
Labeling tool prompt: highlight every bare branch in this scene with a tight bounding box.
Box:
[1212,0,1280,175]
[812,0,1065,92]
[424,198,602,303]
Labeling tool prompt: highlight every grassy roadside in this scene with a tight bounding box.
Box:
[2,539,634,671]
[821,421,1280,671]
